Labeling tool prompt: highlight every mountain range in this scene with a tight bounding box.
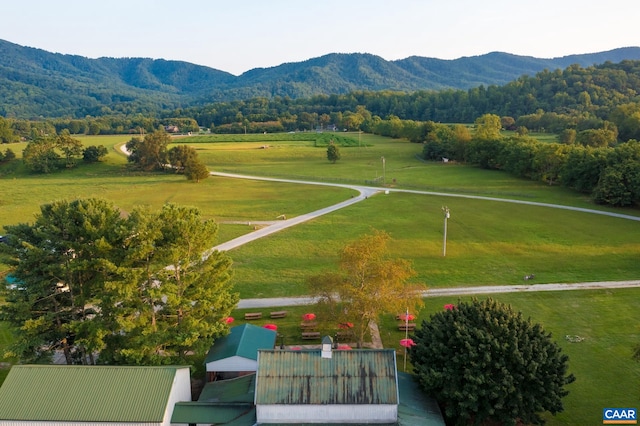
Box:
[1,38,640,118]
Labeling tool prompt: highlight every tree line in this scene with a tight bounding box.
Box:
[1,61,640,141]
[419,114,640,207]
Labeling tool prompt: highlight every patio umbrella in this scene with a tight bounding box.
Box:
[399,313,416,321]
[337,344,352,350]
[338,322,354,329]
[302,313,316,321]
[400,338,416,348]
[263,323,277,330]
[444,304,455,310]
[224,316,234,324]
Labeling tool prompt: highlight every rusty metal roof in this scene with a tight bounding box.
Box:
[255,349,398,405]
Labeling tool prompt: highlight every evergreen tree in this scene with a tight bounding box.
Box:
[410,298,574,426]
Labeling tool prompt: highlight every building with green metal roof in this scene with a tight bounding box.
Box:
[255,339,400,424]
[172,374,257,425]
[204,323,276,381]
[0,365,191,426]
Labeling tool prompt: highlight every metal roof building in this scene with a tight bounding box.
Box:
[0,365,191,426]
[204,323,277,380]
[255,343,399,424]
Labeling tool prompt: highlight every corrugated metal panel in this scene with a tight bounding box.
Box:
[255,349,398,405]
[171,402,254,424]
[198,373,256,403]
[0,365,188,422]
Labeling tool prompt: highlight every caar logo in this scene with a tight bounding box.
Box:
[603,408,637,424]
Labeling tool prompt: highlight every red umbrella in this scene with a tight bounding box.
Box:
[337,344,352,350]
[224,316,234,324]
[400,338,416,348]
[444,304,455,311]
[290,346,302,351]
[302,313,316,321]
[338,322,354,329]
[263,323,277,330]
[399,313,416,321]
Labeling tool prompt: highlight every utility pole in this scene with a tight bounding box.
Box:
[442,206,450,257]
[381,156,386,185]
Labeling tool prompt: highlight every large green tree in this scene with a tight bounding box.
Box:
[126,130,170,171]
[56,131,84,168]
[184,159,210,183]
[308,230,424,347]
[410,298,575,426]
[22,138,60,173]
[1,199,125,364]
[2,199,236,366]
[473,113,503,141]
[168,145,198,173]
[101,204,236,365]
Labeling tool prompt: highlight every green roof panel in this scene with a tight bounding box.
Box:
[0,365,187,422]
[205,323,276,363]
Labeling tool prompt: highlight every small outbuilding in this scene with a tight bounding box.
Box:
[204,323,277,381]
[0,365,191,426]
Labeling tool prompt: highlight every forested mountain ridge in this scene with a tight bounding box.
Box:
[2,38,640,119]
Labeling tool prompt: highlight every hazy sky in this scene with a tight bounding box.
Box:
[2,0,638,75]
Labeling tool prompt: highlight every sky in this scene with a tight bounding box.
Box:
[2,0,639,76]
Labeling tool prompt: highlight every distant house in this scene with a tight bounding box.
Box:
[164,125,179,133]
[0,365,191,426]
[255,337,399,424]
[204,323,276,381]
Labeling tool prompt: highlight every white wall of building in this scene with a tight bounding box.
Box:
[163,368,192,426]
[256,404,397,424]
[205,355,256,372]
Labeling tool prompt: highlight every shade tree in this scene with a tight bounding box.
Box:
[308,230,424,347]
[410,298,575,426]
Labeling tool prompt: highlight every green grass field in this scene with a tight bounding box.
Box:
[1,133,639,425]
[229,287,639,426]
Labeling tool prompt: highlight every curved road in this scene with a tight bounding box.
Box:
[116,142,640,305]
[209,170,640,255]
[202,171,640,308]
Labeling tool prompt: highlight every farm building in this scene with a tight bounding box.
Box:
[172,373,257,425]
[254,337,400,424]
[0,365,191,426]
[204,323,277,381]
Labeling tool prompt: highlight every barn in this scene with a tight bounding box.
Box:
[0,365,191,426]
[204,323,276,381]
[255,337,399,424]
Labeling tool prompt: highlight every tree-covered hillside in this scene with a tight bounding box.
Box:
[1,38,639,118]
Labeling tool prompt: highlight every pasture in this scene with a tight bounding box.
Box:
[1,132,639,425]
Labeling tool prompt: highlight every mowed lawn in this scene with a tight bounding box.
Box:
[227,191,640,298]
[1,133,639,425]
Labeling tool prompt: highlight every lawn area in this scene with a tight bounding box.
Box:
[229,288,640,426]
[227,191,640,298]
[178,132,634,212]
[1,132,639,425]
